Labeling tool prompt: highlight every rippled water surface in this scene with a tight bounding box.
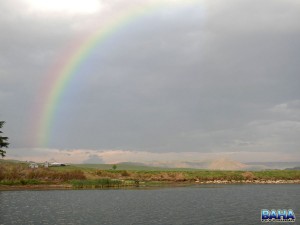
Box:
[0,184,299,225]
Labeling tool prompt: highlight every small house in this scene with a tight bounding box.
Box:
[29,162,39,169]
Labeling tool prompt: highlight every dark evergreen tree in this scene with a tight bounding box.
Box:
[0,121,9,158]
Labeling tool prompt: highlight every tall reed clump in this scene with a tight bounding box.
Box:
[0,164,86,185]
[27,169,86,181]
[0,165,4,181]
[71,179,124,189]
[0,164,27,181]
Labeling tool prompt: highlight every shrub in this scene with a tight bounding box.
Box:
[242,171,256,180]
[20,179,40,185]
[0,165,6,180]
[121,170,130,177]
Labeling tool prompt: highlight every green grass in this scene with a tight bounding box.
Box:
[0,179,42,185]
[71,163,202,171]
[253,170,300,180]
[70,179,137,189]
[1,159,300,188]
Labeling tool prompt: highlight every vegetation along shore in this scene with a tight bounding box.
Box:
[0,160,299,190]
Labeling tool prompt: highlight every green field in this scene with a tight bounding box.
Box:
[1,159,300,189]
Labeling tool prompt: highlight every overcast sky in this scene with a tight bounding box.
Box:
[1,0,300,163]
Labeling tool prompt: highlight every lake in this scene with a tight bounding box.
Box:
[0,184,299,225]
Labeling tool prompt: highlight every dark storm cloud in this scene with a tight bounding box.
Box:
[1,0,299,158]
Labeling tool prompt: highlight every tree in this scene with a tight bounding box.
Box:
[0,121,9,158]
[112,164,117,170]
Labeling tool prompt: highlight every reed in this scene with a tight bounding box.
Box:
[0,164,86,182]
[70,179,136,189]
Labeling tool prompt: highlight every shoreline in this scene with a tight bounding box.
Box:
[1,160,300,191]
[1,179,300,191]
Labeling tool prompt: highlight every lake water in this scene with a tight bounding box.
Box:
[0,184,299,225]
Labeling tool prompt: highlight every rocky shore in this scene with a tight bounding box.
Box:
[195,179,300,184]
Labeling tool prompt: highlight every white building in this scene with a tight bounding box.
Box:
[29,162,39,169]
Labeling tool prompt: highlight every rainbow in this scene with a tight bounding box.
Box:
[34,0,203,147]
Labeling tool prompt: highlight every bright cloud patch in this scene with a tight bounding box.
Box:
[7,148,300,164]
[24,0,102,14]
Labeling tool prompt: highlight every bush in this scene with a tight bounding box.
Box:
[121,170,130,177]
[20,179,41,185]
[242,171,256,180]
[0,165,6,180]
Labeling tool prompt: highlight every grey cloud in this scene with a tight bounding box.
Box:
[0,0,299,160]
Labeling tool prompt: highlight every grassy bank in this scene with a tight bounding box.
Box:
[1,160,300,189]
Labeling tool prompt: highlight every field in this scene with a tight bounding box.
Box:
[1,159,300,189]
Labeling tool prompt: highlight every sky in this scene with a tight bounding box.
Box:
[1,0,300,164]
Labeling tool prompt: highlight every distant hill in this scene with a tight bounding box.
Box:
[72,162,199,171]
[245,162,300,170]
[142,158,248,170]
[137,159,300,171]
[285,166,300,170]
[0,159,26,164]
[208,158,247,170]
[2,158,299,171]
